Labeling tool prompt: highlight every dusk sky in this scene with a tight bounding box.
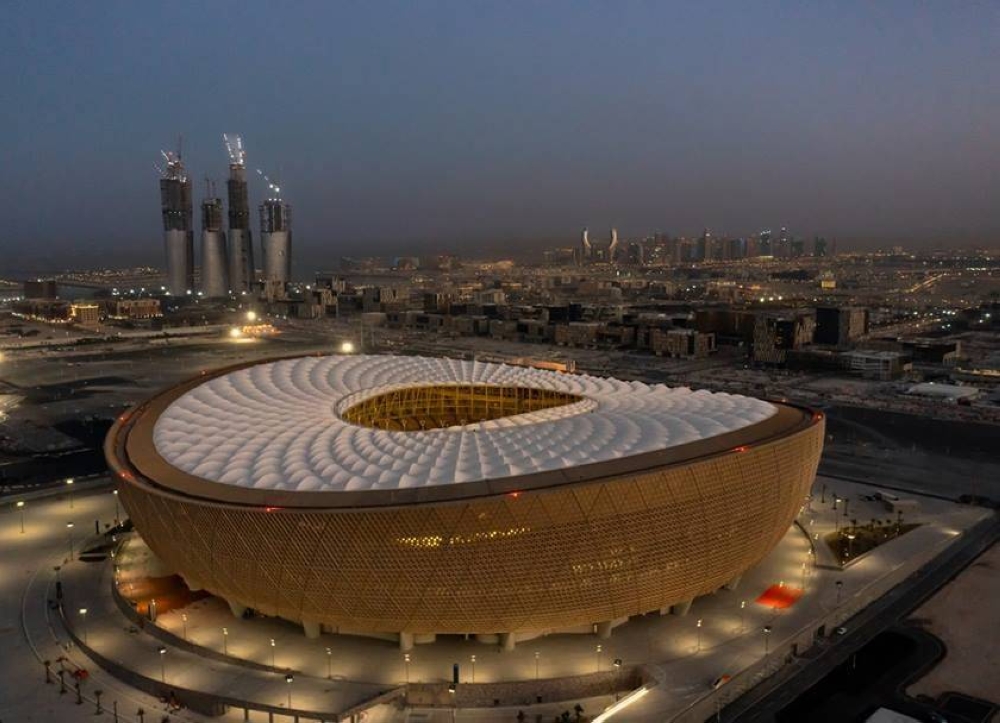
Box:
[2,1,999,272]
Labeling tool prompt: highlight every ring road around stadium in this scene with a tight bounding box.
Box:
[106,354,824,649]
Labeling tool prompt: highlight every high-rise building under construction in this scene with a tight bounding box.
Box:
[260,187,292,285]
[159,149,194,296]
[224,134,254,293]
[200,181,228,298]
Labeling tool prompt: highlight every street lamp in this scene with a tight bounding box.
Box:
[16,500,24,533]
[740,600,747,633]
[596,644,602,673]
[835,580,844,605]
[66,478,74,509]
[246,310,257,322]
[326,647,332,679]
[112,490,120,525]
[613,658,622,701]
[157,647,166,683]
[222,627,228,655]
[534,651,540,681]
[66,522,74,560]
[763,625,773,657]
[270,638,276,668]
[404,653,410,683]
[846,533,856,561]
[696,619,703,652]
[79,608,88,643]
[181,613,187,640]
[285,673,293,708]
[469,654,476,683]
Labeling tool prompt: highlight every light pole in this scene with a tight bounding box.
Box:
[66,522,75,561]
[470,654,476,683]
[404,653,410,683]
[157,647,166,683]
[16,500,25,533]
[835,580,844,605]
[326,647,332,679]
[596,644,602,673]
[613,659,622,701]
[79,608,88,643]
[534,651,540,681]
[66,478,74,509]
[285,673,293,708]
[113,490,120,525]
[222,627,228,655]
[763,625,772,657]
[696,619,703,652]
[740,600,747,633]
[181,613,187,640]
[270,638,276,668]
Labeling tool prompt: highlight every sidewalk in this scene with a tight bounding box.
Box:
[12,476,990,723]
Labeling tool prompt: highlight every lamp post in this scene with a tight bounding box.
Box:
[846,533,856,561]
[470,654,476,684]
[696,619,703,652]
[404,653,410,683]
[79,608,88,643]
[181,613,187,640]
[534,651,540,681]
[157,647,166,683]
[66,478,74,509]
[835,580,844,605]
[270,638,276,668]
[763,625,772,657]
[16,500,25,533]
[112,490,120,525]
[326,647,332,679]
[285,673,293,708]
[740,600,747,633]
[222,627,228,655]
[596,644,602,673]
[66,522,74,561]
[613,659,622,702]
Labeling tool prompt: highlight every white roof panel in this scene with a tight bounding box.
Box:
[152,355,777,492]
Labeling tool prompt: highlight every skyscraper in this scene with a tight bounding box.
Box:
[158,148,194,296]
[260,190,292,285]
[200,180,228,298]
[224,134,254,293]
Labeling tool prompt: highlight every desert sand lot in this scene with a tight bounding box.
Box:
[907,540,1000,703]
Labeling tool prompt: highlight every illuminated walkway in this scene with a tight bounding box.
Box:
[1,478,988,722]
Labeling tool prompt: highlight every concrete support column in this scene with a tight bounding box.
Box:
[302,620,321,639]
[500,632,516,652]
[723,574,742,591]
[399,632,414,652]
[595,620,613,639]
[227,600,247,619]
[670,598,693,616]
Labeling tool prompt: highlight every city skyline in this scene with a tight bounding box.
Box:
[2,2,1000,273]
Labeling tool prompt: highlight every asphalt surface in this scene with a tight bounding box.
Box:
[724,514,1000,723]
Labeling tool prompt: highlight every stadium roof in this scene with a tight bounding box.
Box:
[151,355,777,493]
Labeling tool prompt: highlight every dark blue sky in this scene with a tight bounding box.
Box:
[2,1,999,271]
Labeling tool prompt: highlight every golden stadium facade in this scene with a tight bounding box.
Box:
[105,354,824,645]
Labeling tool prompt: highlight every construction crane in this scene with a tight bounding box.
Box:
[256,168,282,199]
[223,133,245,168]
[158,146,186,180]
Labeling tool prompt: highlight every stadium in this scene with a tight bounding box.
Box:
[105,354,824,648]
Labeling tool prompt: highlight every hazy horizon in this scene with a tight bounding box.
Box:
[3,2,999,274]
